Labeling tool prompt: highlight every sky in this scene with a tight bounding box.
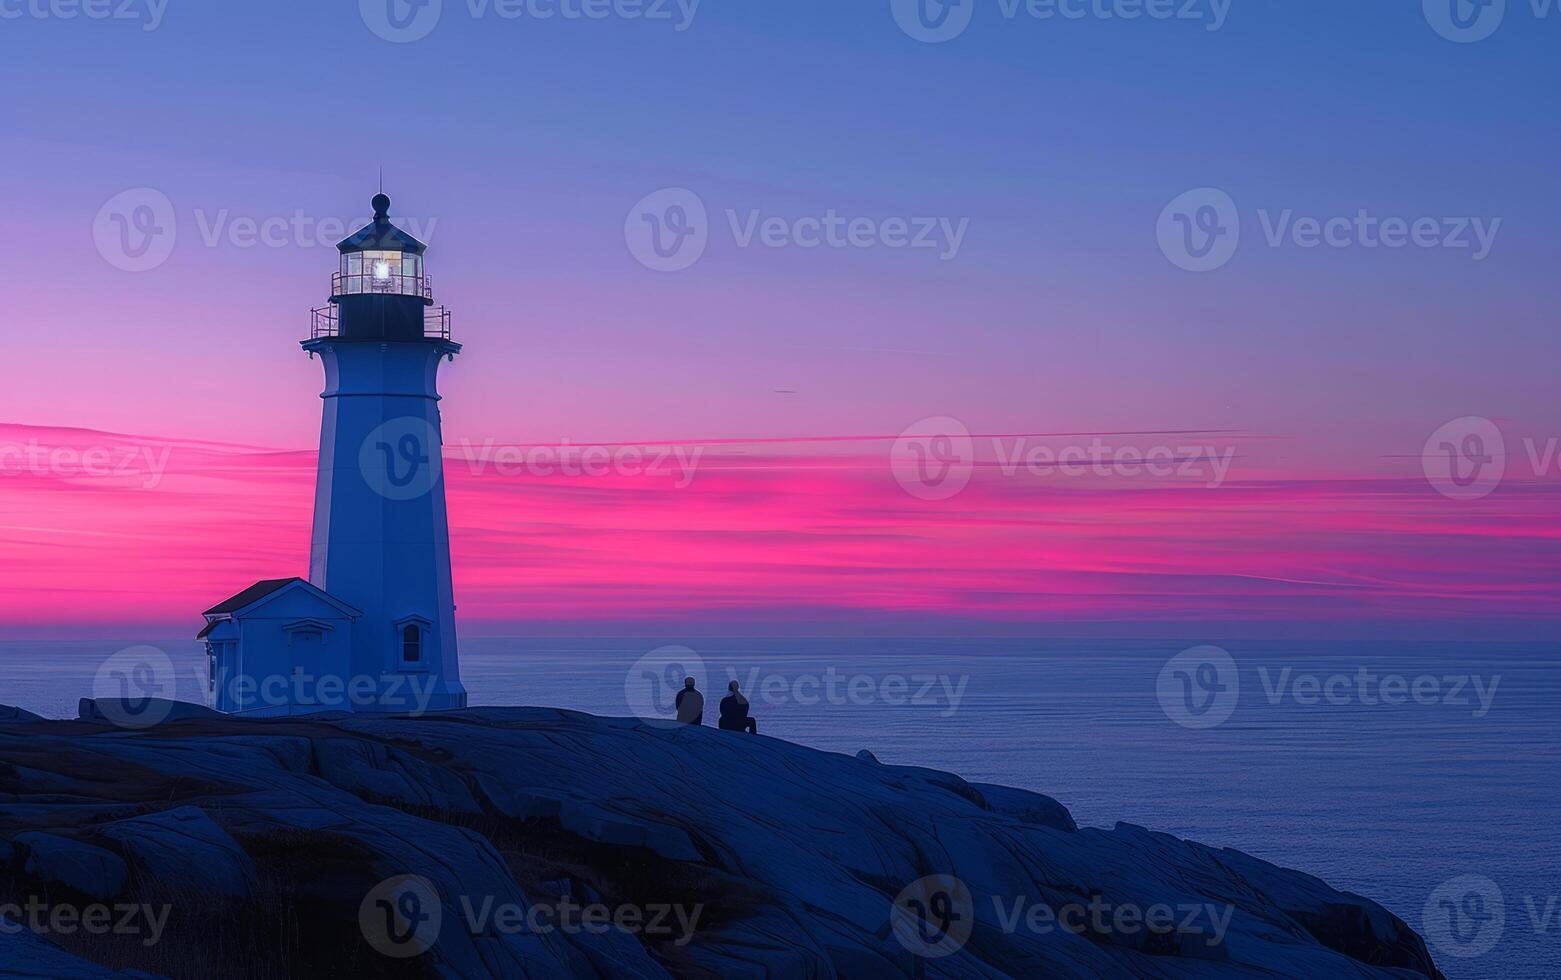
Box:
[0,1,1557,635]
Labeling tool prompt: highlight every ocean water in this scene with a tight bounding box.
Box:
[1,636,1556,979]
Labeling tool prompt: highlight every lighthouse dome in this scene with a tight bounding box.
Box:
[336,193,428,255]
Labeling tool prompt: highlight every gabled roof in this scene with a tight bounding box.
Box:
[203,578,302,616]
[197,616,242,641]
[201,578,362,619]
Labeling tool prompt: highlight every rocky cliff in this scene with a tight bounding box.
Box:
[0,705,1442,979]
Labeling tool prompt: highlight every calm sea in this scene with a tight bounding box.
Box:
[2,636,1555,979]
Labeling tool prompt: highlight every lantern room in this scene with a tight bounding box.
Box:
[311,193,450,342]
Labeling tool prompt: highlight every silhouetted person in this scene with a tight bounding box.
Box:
[719,680,758,734]
[674,677,704,725]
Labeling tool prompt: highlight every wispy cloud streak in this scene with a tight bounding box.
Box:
[1,423,1557,629]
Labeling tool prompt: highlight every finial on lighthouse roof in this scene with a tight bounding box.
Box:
[337,191,427,255]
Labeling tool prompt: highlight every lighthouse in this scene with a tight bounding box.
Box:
[198,193,467,715]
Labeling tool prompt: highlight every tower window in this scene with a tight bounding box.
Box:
[402,624,422,664]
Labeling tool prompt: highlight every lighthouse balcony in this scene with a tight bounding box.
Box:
[330,270,434,302]
[311,304,452,341]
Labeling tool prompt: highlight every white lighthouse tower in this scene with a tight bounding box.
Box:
[199,193,467,714]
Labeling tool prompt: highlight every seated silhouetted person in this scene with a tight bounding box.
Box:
[718,681,758,734]
[675,677,704,725]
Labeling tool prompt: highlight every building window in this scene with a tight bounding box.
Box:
[402,624,422,664]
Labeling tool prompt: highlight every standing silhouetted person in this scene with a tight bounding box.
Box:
[675,677,704,725]
[719,680,758,734]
